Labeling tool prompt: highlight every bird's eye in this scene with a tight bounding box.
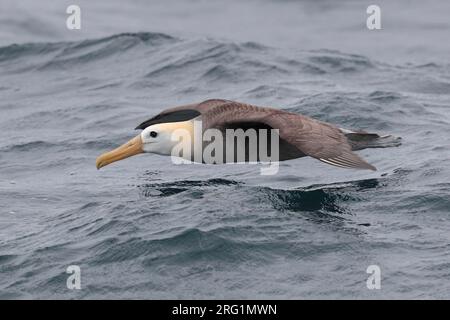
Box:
[150,131,158,138]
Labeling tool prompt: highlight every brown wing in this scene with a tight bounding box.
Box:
[201,101,376,171]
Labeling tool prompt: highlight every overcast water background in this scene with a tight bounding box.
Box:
[1,0,450,299]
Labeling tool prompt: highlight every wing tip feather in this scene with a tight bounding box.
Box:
[319,155,377,171]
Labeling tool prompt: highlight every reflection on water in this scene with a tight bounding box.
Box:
[138,176,380,216]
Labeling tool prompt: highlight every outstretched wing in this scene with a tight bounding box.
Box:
[202,101,376,171]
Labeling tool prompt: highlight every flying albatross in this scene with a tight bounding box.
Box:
[96,99,401,170]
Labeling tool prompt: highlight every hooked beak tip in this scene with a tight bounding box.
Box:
[96,160,103,170]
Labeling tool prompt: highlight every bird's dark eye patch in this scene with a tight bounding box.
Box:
[135,109,201,130]
[150,131,158,138]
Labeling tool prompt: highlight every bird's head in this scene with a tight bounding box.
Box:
[95,121,193,169]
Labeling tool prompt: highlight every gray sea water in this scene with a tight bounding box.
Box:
[1,0,450,299]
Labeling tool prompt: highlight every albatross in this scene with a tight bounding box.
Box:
[96,99,401,170]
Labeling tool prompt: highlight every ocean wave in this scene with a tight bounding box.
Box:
[0,32,175,73]
[0,31,387,78]
[0,32,174,61]
[305,50,375,73]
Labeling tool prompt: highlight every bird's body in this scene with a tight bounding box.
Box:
[96,99,401,171]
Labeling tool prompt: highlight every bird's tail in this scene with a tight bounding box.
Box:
[341,129,402,151]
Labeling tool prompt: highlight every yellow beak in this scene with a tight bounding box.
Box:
[96,135,143,169]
